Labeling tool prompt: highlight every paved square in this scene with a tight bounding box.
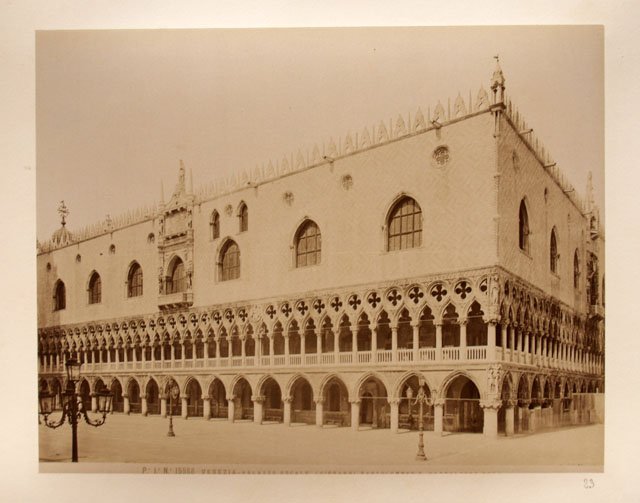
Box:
[39,413,603,472]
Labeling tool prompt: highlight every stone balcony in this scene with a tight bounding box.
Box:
[157,291,193,310]
[39,345,603,376]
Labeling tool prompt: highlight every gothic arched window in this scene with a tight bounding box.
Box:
[88,272,102,304]
[387,196,422,251]
[238,203,248,233]
[53,280,66,311]
[210,210,220,240]
[550,228,559,274]
[166,258,186,294]
[220,240,240,281]
[573,250,580,289]
[127,262,143,297]
[519,199,530,252]
[295,220,321,267]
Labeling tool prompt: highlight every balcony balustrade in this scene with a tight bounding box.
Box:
[39,345,603,376]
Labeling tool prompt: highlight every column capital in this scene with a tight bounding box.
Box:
[251,395,266,403]
[479,399,502,410]
[349,399,361,405]
[432,398,445,407]
[313,397,325,405]
[387,398,400,405]
[226,394,236,401]
[282,396,293,404]
[202,395,210,401]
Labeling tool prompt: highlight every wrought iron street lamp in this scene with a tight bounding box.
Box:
[39,358,113,463]
[167,382,180,437]
[412,378,432,461]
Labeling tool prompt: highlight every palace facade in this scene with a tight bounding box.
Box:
[37,63,604,438]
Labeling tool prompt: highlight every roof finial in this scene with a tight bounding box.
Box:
[57,200,69,227]
[587,171,595,211]
[490,54,505,103]
[174,159,186,197]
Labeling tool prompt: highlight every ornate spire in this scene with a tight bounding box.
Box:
[490,55,505,103]
[57,200,69,227]
[52,200,73,246]
[587,171,595,211]
[173,159,186,198]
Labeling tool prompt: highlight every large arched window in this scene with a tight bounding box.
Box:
[88,272,102,304]
[387,196,422,251]
[210,210,220,240]
[166,257,186,294]
[220,240,240,281]
[238,203,248,232]
[295,220,321,267]
[573,250,580,289]
[53,280,66,311]
[127,262,143,297]
[550,228,559,274]
[519,199,530,252]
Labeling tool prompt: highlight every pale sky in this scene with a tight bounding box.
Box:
[36,26,604,242]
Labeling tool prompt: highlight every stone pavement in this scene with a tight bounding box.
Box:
[39,413,603,472]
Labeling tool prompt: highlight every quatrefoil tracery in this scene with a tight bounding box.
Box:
[454,281,472,300]
[430,284,448,302]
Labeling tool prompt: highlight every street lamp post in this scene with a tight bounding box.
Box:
[167,383,179,437]
[413,378,432,461]
[38,358,113,463]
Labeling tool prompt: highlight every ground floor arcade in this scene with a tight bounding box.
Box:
[39,365,603,438]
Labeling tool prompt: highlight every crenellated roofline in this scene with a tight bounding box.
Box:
[38,62,598,254]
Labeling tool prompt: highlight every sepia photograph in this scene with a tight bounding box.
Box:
[34,26,606,474]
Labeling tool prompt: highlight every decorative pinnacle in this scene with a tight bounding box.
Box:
[491,54,505,90]
[57,200,69,227]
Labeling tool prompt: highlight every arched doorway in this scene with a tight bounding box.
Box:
[111,380,124,413]
[356,314,372,352]
[515,376,530,433]
[358,376,389,429]
[128,380,141,414]
[261,377,282,422]
[321,317,334,353]
[497,377,512,435]
[444,375,483,433]
[322,377,350,426]
[79,379,91,411]
[562,382,572,426]
[208,379,228,418]
[290,377,314,424]
[51,379,62,410]
[146,380,160,415]
[232,378,253,421]
[540,380,552,428]
[398,375,433,430]
[186,379,203,418]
